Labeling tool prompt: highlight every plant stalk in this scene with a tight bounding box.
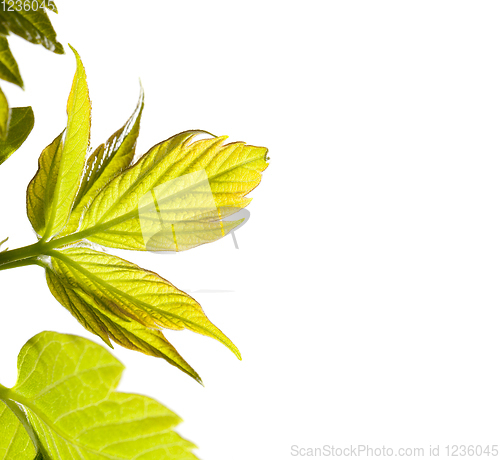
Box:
[0,227,97,268]
[0,240,44,266]
[0,211,138,269]
[0,257,44,271]
[0,383,44,454]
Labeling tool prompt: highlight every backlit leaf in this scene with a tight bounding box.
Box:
[45,247,240,382]
[0,331,198,459]
[26,131,63,234]
[0,106,34,166]
[45,269,113,347]
[62,88,144,235]
[46,271,201,383]
[26,47,90,238]
[0,400,36,459]
[74,131,268,251]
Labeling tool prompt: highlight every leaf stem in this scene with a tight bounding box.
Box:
[0,256,44,271]
[0,383,44,455]
[0,240,44,266]
[0,226,89,266]
[0,211,137,270]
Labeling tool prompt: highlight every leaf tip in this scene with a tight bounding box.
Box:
[67,44,86,67]
[54,43,65,54]
[137,82,145,111]
[17,79,25,91]
[221,334,242,361]
[67,44,80,60]
[102,336,114,349]
[263,147,270,162]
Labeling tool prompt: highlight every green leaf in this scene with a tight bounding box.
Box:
[0,331,198,459]
[0,36,22,87]
[26,131,63,234]
[46,270,202,383]
[26,46,90,238]
[62,88,144,236]
[0,400,37,459]
[45,247,240,383]
[0,106,34,166]
[0,2,63,54]
[0,86,9,139]
[71,131,268,251]
[45,269,113,348]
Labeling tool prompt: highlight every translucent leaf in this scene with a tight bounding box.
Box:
[45,269,113,348]
[26,131,63,234]
[45,247,240,383]
[62,88,144,235]
[0,36,22,87]
[0,106,34,166]
[0,400,36,459]
[0,2,63,54]
[26,47,90,238]
[0,331,198,459]
[99,168,244,252]
[46,272,201,383]
[75,131,268,251]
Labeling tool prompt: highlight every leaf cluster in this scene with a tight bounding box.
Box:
[0,5,270,460]
[1,47,269,384]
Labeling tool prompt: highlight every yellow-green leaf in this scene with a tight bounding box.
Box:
[26,131,63,234]
[62,88,144,235]
[0,36,22,87]
[96,218,244,252]
[74,131,268,251]
[46,268,113,347]
[47,275,202,383]
[27,47,90,239]
[0,331,198,459]
[0,106,33,166]
[0,86,9,139]
[45,247,240,383]
[0,400,37,459]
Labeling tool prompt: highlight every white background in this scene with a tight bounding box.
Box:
[1,1,500,459]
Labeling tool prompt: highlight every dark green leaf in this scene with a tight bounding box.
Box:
[0,85,9,139]
[0,2,63,54]
[0,106,34,166]
[0,35,22,87]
